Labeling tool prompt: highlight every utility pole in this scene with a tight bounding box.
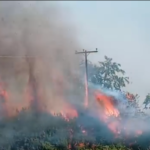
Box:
[75,48,98,107]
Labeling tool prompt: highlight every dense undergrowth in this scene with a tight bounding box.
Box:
[0,109,149,150]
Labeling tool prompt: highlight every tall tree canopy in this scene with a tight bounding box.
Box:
[88,56,129,91]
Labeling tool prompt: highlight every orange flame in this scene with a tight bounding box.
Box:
[49,102,78,121]
[0,71,143,140]
[95,91,120,134]
[95,91,119,117]
[0,82,9,117]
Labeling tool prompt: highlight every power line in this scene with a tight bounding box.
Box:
[75,48,98,83]
[75,48,98,107]
[0,56,42,58]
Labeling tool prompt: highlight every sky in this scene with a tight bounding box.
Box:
[55,1,150,103]
[31,1,150,104]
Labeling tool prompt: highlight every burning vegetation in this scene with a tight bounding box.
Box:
[0,1,149,150]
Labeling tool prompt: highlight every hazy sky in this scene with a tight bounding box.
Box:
[56,1,150,103]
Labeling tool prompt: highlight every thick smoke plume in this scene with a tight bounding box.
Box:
[0,1,84,146]
[0,1,82,114]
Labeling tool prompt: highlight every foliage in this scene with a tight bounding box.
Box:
[0,55,150,150]
[0,108,148,150]
[88,56,129,90]
[41,142,55,150]
[143,93,150,109]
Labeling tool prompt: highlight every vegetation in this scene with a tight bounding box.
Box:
[88,56,144,112]
[143,93,150,109]
[0,111,133,150]
[1,55,150,150]
[88,56,129,90]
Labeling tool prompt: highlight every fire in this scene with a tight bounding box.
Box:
[0,81,9,117]
[59,103,78,121]
[95,91,119,117]
[0,72,143,143]
[49,102,78,121]
[94,91,144,138]
[94,91,120,134]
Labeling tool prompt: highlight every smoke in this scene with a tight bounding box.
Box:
[0,1,90,147]
[0,2,150,149]
[88,82,150,138]
[0,1,82,113]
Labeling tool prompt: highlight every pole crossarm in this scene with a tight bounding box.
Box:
[75,48,98,55]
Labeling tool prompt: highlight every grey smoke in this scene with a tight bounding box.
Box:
[0,1,82,113]
[0,1,84,145]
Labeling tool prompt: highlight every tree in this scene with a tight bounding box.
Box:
[89,56,129,91]
[143,93,150,109]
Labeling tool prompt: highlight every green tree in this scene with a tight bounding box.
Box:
[143,93,150,109]
[89,56,129,90]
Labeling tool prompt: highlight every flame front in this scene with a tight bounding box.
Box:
[0,71,143,142]
[94,91,120,134]
[95,91,120,117]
